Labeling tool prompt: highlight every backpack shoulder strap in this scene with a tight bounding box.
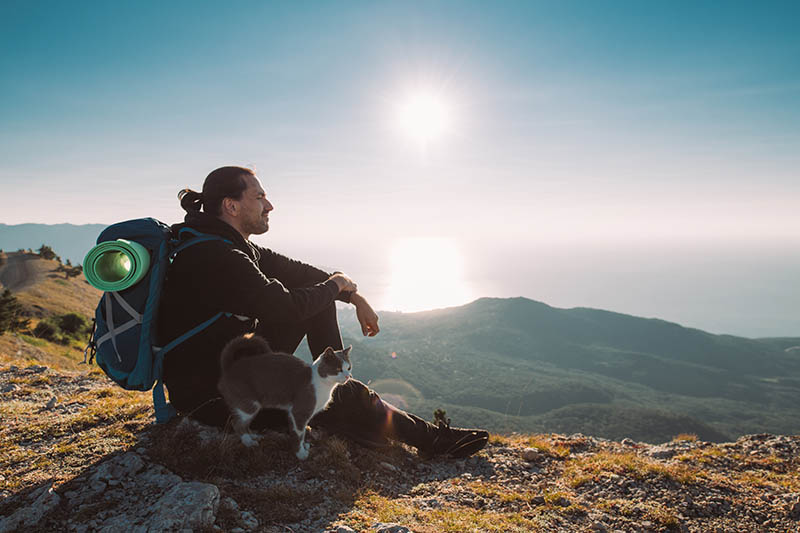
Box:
[170,228,232,260]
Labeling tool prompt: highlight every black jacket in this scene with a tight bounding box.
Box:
[157,212,348,412]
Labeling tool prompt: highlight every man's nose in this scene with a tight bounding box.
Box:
[263,199,274,211]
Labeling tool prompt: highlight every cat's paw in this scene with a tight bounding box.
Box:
[241,433,259,447]
[296,445,309,460]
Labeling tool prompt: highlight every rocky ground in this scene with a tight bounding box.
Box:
[1,359,800,532]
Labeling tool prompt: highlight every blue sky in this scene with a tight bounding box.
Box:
[1,1,798,334]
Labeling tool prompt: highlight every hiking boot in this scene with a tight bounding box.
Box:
[417,421,489,459]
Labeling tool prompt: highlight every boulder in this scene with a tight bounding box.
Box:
[142,481,220,531]
[0,483,61,533]
[373,523,414,533]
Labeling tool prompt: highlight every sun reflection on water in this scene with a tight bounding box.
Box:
[383,237,473,312]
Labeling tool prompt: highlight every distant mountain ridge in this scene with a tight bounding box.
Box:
[0,223,106,265]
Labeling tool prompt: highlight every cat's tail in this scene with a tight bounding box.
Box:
[220,333,271,372]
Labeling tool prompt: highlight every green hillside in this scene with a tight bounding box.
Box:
[337,297,800,443]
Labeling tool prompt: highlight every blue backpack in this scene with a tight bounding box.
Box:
[85,218,230,423]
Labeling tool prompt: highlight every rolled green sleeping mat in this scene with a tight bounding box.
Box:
[83,239,151,292]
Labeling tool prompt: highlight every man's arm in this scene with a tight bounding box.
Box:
[253,243,377,334]
[185,244,352,324]
[255,246,353,303]
[350,291,380,337]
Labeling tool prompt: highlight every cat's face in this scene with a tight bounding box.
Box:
[317,345,352,383]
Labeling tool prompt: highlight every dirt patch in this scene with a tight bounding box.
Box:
[0,254,43,292]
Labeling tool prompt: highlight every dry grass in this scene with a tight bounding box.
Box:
[675,445,726,466]
[706,457,800,493]
[597,498,680,527]
[525,435,572,458]
[226,482,323,525]
[343,489,548,533]
[469,480,536,503]
[144,419,368,485]
[147,421,293,481]
[488,433,572,459]
[563,451,701,488]
[0,360,151,495]
[7,255,102,318]
[0,332,91,371]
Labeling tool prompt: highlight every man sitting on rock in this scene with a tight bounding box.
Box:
[157,165,489,459]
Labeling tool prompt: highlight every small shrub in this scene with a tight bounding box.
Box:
[433,408,450,425]
[58,313,88,337]
[37,244,56,260]
[65,265,84,279]
[33,320,60,342]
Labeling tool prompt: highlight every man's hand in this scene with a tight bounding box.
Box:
[352,292,380,337]
[329,273,357,293]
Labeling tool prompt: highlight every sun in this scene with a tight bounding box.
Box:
[384,238,473,312]
[394,87,452,145]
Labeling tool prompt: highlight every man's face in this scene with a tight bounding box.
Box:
[237,174,274,237]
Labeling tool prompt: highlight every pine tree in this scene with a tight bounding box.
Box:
[0,289,30,335]
[37,244,56,260]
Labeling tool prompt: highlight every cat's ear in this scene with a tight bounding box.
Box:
[343,345,352,361]
[322,346,335,356]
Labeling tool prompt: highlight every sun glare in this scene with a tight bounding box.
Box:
[394,88,451,145]
[384,238,473,312]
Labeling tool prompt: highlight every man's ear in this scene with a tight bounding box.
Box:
[222,197,237,217]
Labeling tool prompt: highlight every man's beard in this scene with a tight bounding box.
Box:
[244,216,269,236]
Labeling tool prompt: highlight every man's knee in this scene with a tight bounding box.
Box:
[305,301,343,354]
[328,379,384,414]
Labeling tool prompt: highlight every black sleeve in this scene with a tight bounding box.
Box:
[253,244,353,304]
[186,242,341,323]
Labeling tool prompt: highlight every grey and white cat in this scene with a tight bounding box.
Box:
[217,334,352,459]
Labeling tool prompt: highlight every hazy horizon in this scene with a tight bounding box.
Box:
[2,1,798,339]
[2,221,797,339]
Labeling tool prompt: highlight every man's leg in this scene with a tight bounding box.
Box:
[311,379,489,459]
[255,301,343,359]
[305,300,344,355]
[309,379,425,446]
